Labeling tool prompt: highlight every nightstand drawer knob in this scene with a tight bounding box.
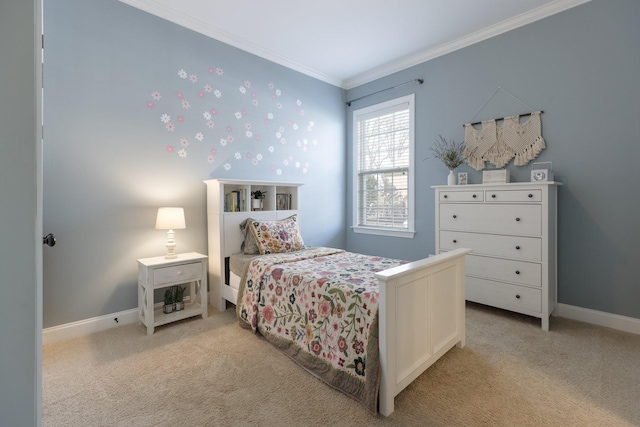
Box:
[515,270,521,275]
[453,215,457,219]
[515,246,521,250]
[453,239,457,243]
[516,294,521,299]
[515,217,521,222]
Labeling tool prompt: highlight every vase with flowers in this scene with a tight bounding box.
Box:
[429,135,465,185]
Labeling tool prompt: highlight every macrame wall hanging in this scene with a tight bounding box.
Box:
[463,87,545,171]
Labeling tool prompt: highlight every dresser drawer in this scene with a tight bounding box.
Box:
[439,190,484,202]
[439,204,541,236]
[465,254,541,287]
[440,230,541,262]
[486,189,542,203]
[153,262,202,286]
[466,276,542,313]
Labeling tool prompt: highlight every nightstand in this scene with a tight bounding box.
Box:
[137,252,208,335]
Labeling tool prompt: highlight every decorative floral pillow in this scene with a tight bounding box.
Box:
[248,215,304,254]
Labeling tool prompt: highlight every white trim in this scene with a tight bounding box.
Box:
[120,0,591,89]
[43,308,139,345]
[352,94,415,238]
[556,303,640,336]
[41,302,639,345]
[118,0,342,88]
[344,0,593,89]
[352,226,415,239]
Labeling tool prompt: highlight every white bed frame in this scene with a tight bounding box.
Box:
[205,179,470,416]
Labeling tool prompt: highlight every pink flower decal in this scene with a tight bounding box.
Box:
[151,91,161,100]
[165,145,174,153]
[146,101,155,109]
[210,148,217,155]
[198,91,205,98]
[226,126,232,132]
[177,115,184,122]
[176,91,183,99]
[208,67,214,74]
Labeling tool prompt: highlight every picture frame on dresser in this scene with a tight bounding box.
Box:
[432,181,561,331]
[458,172,468,185]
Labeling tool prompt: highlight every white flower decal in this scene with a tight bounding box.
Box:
[189,74,198,83]
[181,100,190,109]
[160,114,171,123]
[234,152,241,160]
[152,91,161,100]
[195,132,204,141]
[224,163,231,171]
[178,69,188,79]
[214,89,222,98]
[203,111,212,120]
[178,149,187,158]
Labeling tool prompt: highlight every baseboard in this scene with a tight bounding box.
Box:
[43,308,139,345]
[556,303,640,335]
[43,301,639,345]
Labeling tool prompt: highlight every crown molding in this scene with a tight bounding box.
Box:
[121,0,592,90]
[118,0,344,87]
[343,0,592,89]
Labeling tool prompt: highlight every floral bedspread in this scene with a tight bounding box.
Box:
[237,247,405,413]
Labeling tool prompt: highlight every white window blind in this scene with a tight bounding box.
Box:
[353,95,414,237]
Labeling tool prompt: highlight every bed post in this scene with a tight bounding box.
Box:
[376,248,471,417]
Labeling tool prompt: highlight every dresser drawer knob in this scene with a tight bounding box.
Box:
[452,215,457,219]
[515,246,521,250]
[515,270,521,275]
[453,239,457,243]
[491,194,496,199]
[443,195,448,199]
[515,294,521,299]
[528,194,533,198]
[515,217,521,222]
[472,194,477,198]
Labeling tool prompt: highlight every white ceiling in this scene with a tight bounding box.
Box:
[120,0,590,89]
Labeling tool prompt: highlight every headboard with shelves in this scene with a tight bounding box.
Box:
[204,179,303,310]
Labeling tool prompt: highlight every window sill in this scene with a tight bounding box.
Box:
[352,226,415,239]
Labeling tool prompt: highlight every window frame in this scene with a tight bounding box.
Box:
[351,94,415,238]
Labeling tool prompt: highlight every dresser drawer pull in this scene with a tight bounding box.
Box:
[443,195,448,199]
[515,217,521,222]
[453,239,457,243]
[515,270,521,275]
[515,246,521,250]
[515,294,521,299]
[491,194,496,199]
[528,194,533,198]
[472,194,477,198]
[453,215,457,219]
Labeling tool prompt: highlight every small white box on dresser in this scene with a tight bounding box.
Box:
[432,182,561,330]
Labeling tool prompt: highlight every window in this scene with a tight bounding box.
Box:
[352,94,415,238]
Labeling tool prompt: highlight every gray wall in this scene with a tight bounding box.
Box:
[0,1,40,425]
[43,0,346,327]
[346,0,640,320]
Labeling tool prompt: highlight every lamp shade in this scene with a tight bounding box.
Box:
[155,207,186,230]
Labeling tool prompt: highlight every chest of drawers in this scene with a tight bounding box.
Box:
[433,182,560,330]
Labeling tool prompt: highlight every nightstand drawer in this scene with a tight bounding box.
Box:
[154,262,202,286]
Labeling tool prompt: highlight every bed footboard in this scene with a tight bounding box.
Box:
[375,248,471,417]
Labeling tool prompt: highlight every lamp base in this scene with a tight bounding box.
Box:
[164,229,177,259]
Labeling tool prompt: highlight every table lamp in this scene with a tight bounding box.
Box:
[155,207,186,259]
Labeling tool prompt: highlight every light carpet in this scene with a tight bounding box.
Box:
[43,303,640,426]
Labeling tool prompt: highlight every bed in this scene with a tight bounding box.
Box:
[205,182,470,416]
